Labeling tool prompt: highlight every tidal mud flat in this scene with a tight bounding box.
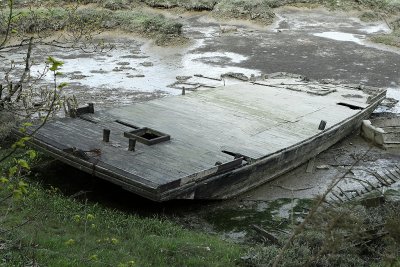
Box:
[2,7,400,242]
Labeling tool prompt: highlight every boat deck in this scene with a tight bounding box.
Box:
[28,76,386,201]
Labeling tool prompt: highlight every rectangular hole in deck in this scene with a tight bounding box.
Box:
[124,127,170,145]
[139,131,160,140]
[337,102,364,110]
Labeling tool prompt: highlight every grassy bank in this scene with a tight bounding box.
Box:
[0,4,184,45]
[0,151,243,267]
[0,188,243,266]
[4,0,400,47]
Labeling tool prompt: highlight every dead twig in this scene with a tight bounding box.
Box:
[272,147,372,267]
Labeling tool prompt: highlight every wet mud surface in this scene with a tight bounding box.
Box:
[3,7,400,242]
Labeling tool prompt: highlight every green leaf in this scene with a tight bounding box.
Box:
[57,82,68,89]
[27,150,37,160]
[0,177,9,184]
[9,166,18,177]
[13,136,31,148]
[47,56,64,72]
[13,189,23,199]
[18,181,28,194]
[18,159,30,170]
[22,122,33,127]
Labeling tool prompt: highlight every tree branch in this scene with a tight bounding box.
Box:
[0,0,14,49]
[0,37,33,106]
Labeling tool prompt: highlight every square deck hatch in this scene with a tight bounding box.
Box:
[124,127,170,145]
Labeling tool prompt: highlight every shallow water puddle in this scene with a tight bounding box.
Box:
[202,198,311,242]
[376,87,400,113]
[313,31,365,44]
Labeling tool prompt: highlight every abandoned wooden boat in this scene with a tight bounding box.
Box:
[362,116,400,148]
[19,73,386,201]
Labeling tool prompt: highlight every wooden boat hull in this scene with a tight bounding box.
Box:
[169,95,384,200]
[16,75,387,201]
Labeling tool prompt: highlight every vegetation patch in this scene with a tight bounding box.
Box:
[143,0,217,11]
[370,17,400,47]
[0,149,243,266]
[213,0,275,24]
[0,4,183,45]
[241,194,400,266]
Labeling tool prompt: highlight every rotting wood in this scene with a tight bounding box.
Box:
[373,172,391,186]
[318,120,327,130]
[386,169,400,182]
[306,157,315,173]
[103,129,110,143]
[71,103,95,118]
[128,138,136,151]
[194,74,222,81]
[338,186,351,201]
[331,191,344,202]
[15,75,386,201]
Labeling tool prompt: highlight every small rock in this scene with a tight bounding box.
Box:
[70,74,88,80]
[90,69,108,74]
[127,74,145,78]
[119,66,133,70]
[176,76,191,81]
[140,61,153,67]
[220,25,238,33]
[316,165,330,170]
[117,62,130,66]
[221,72,248,81]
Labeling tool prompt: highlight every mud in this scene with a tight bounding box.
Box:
[2,7,400,242]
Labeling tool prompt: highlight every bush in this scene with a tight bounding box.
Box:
[180,0,218,11]
[213,0,275,24]
[114,11,182,35]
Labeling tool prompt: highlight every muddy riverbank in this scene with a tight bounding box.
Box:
[2,8,399,108]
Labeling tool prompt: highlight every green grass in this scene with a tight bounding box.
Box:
[0,157,243,266]
[0,189,243,266]
[0,146,242,266]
